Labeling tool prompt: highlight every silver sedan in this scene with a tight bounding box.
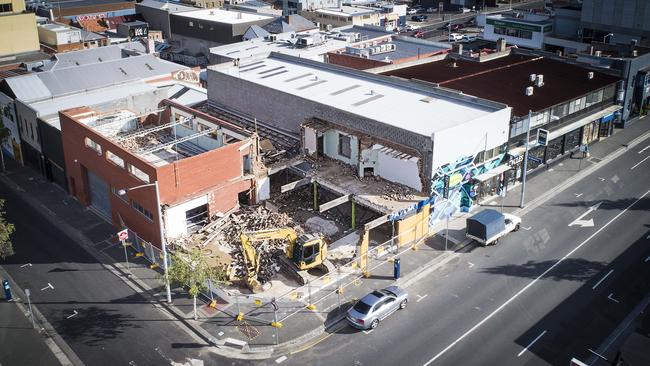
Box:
[346,286,409,330]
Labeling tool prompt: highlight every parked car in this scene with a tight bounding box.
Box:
[449,33,464,42]
[465,209,521,246]
[413,30,425,38]
[346,286,409,330]
[411,15,428,22]
[461,35,477,43]
[451,23,464,31]
[406,8,417,15]
[426,7,437,12]
[437,22,450,30]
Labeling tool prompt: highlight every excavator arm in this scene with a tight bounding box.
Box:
[239,228,298,293]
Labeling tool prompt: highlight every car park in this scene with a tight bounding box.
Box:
[346,286,409,330]
[411,15,428,22]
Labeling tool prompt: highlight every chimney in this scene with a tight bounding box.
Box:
[496,38,507,52]
[587,72,594,79]
[595,50,602,57]
[632,50,638,57]
[536,74,544,87]
[525,86,534,96]
[529,73,537,82]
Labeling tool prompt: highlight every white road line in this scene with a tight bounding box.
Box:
[275,356,287,363]
[646,233,650,239]
[20,263,32,268]
[362,329,375,335]
[468,262,475,268]
[598,177,606,181]
[66,310,78,319]
[40,283,54,291]
[574,193,583,198]
[592,270,614,290]
[417,294,429,303]
[608,293,620,304]
[588,348,608,361]
[422,189,650,366]
[638,145,650,154]
[522,226,532,231]
[631,155,650,170]
[517,330,547,357]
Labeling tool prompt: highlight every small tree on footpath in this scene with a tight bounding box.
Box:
[168,247,227,320]
[0,200,15,260]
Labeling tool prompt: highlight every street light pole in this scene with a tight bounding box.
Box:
[519,110,532,208]
[119,181,172,303]
[154,181,173,304]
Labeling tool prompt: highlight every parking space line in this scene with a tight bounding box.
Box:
[363,329,375,335]
[417,294,428,303]
[631,155,650,170]
[608,293,620,304]
[517,330,547,357]
[275,355,287,363]
[588,349,608,361]
[592,270,613,290]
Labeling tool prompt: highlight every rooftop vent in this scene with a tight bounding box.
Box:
[595,50,602,57]
[587,72,594,80]
[529,73,536,82]
[535,74,544,87]
[525,86,534,96]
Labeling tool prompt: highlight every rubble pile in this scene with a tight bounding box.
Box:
[380,182,416,201]
[118,134,163,151]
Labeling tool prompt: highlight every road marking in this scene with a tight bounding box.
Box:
[417,294,429,303]
[275,356,287,363]
[474,306,481,311]
[608,293,620,304]
[20,263,32,268]
[574,193,583,198]
[588,349,608,361]
[451,293,459,299]
[592,270,613,290]
[646,233,650,239]
[290,331,335,355]
[631,155,650,170]
[41,283,54,291]
[468,262,475,268]
[638,145,650,154]
[66,310,78,319]
[363,329,375,335]
[522,226,532,231]
[598,177,606,181]
[568,202,602,228]
[517,330,547,357]
[422,189,650,366]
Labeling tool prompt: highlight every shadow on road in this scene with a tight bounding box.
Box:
[554,197,650,212]
[481,258,607,282]
[54,306,141,346]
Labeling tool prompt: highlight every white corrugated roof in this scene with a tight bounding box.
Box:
[174,8,274,24]
[211,54,500,136]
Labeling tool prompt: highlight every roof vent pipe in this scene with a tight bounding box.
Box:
[529,73,536,82]
[587,72,594,79]
[525,86,534,96]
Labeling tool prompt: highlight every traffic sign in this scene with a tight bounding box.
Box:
[117,229,129,241]
[527,155,543,164]
[537,129,548,146]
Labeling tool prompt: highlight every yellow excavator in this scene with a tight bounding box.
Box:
[239,228,335,292]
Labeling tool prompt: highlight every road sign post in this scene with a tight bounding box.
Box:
[117,229,130,271]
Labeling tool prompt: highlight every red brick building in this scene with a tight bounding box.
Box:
[60,99,264,248]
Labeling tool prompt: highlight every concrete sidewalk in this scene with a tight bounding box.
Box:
[0,117,647,359]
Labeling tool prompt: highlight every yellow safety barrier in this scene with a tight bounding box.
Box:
[236,313,244,321]
[149,263,159,269]
[254,299,262,306]
[271,321,283,328]
[306,304,316,311]
[209,300,217,308]
[135,252,144,257]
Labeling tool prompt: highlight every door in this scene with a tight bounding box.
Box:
[86,170,111,220]
[317,135,324,157]
[299,242,320,267]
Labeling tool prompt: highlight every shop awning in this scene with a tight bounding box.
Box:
[547,105,622,141]
[473,164,511,182]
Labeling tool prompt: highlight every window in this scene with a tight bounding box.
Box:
[176,113,192,129]
[111,186,128,203]
[84,137,102,154]
[196,122,210,132]
[0,3,13,13]
[189,21,194,27]
[127,164,150,183]
[519,30,533,39]
[131,200,153,221]
[338,133,351,158]
[106,150,125,168]
[494,26,507,35]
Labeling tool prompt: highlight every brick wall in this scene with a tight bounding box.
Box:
[327,52,390,70]
[60,106,255,248]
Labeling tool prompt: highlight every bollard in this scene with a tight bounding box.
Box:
[393,258,401,280]
[3,279,12,301]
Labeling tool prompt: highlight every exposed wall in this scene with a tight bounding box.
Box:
[0,12,39,57]
[373,145,421,191]
[322,130,358,166]
[136,4,173,39]
[327,52,390,70]
[165,194,208,239]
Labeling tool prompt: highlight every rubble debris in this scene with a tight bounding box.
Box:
[305,216,339,236]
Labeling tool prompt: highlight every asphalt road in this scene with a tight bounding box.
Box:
[281,134,650,366]
[0,184,216,366]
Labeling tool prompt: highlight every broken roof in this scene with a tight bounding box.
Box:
[383,53,621,117]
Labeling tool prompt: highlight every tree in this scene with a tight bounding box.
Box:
[0,119,11,171]
[0,200,15,259]
[168,247,227,320]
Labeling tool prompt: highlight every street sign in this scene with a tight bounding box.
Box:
[537,129,549,146]
[528,155,543,164]
[117,229,129,241]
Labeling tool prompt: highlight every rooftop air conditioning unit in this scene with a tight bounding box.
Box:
[529,73,536,82]
[587,72,594,79]
[595,50,602,57]
[535,74,544,87]
[525,86,534,96]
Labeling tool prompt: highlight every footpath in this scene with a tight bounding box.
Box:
[0,117,648,361]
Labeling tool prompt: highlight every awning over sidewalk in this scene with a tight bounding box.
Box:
[547,105,622,141]
[473,164,511,182]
